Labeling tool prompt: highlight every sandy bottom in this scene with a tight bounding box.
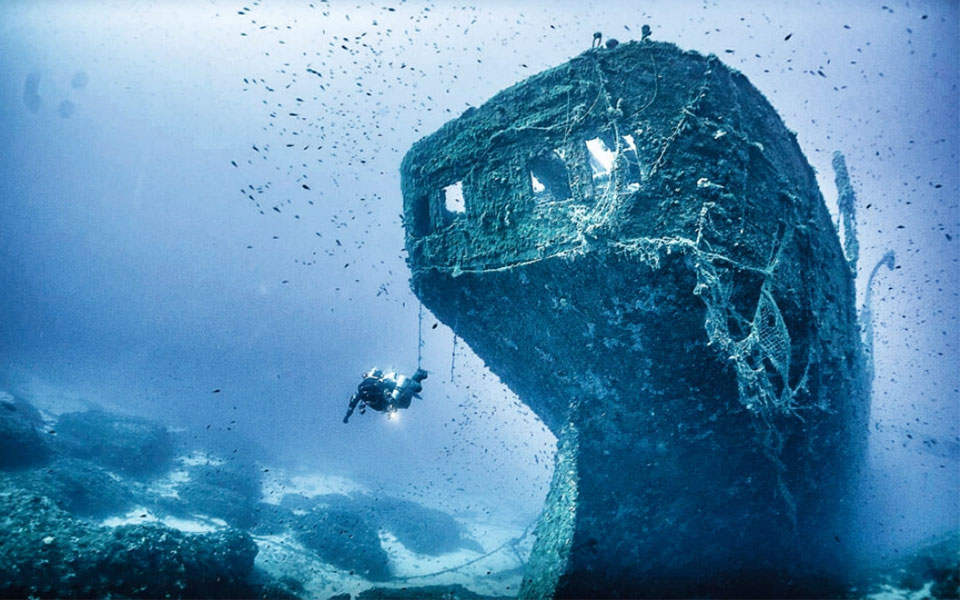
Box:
[101,506,228,533]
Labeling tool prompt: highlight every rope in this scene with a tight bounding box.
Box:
[393,519,537,582]
[450,314,459,384]
[252,520,539,584]
[417,301,423,370]
[862,251,896,399]
[832,151,860,275]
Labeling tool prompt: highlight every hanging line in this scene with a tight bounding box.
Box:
[450,313,460,384]
[417,300,423,370]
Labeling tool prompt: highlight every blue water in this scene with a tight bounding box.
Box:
[0,2,957,598]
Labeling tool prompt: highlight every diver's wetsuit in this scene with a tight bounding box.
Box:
[343,375,388,423]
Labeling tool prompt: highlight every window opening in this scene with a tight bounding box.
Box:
[586,138,616,177]
[444,181,465,213]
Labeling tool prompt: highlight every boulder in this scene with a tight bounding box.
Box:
[283,492,482,555]
[0,487,265,599]
[54,411,174,479]
[292,507,391,581]
[6,458,133,518]
[0,392,50,470]
[351,494,483,556]
[858,533,960,599]
[177,461,263,529]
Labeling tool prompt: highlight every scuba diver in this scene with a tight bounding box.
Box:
[342,368,428,423]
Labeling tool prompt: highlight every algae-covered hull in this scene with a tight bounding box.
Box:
[402,40,867,597]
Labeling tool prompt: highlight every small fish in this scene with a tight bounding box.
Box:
[302,184,311,190]
[432,323,438,329]
[212,389,221,393]
[784,33,793,41]
[231,160,238,167]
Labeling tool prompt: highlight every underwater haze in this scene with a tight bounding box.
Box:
[0,1,957,598]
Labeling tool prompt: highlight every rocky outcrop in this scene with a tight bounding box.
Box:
[284,492,483,556]
[293,505,393,581]
[402,40,867,597]
[856,533,960,599]
[54,410,174,478]
[1,395,501,597]
[177,460,264,529]
[5,458,134,518]
[0,391,50,470]
[0,488,263,599]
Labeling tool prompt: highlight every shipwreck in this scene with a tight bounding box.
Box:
[401,39,868,598]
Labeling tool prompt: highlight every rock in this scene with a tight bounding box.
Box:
[250,501,296,536]
[281,492,350,512]
[292,507,391,581]
[858,532,960,599]
[0,487,268,599]
[54,411,174,479]
[401,40,867,597]
[176,461,263,528]
[4,458,133,518]
[0,392,50,470]
[350,494,481,556]
[0,391,45,424]
[283,492,481,556]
